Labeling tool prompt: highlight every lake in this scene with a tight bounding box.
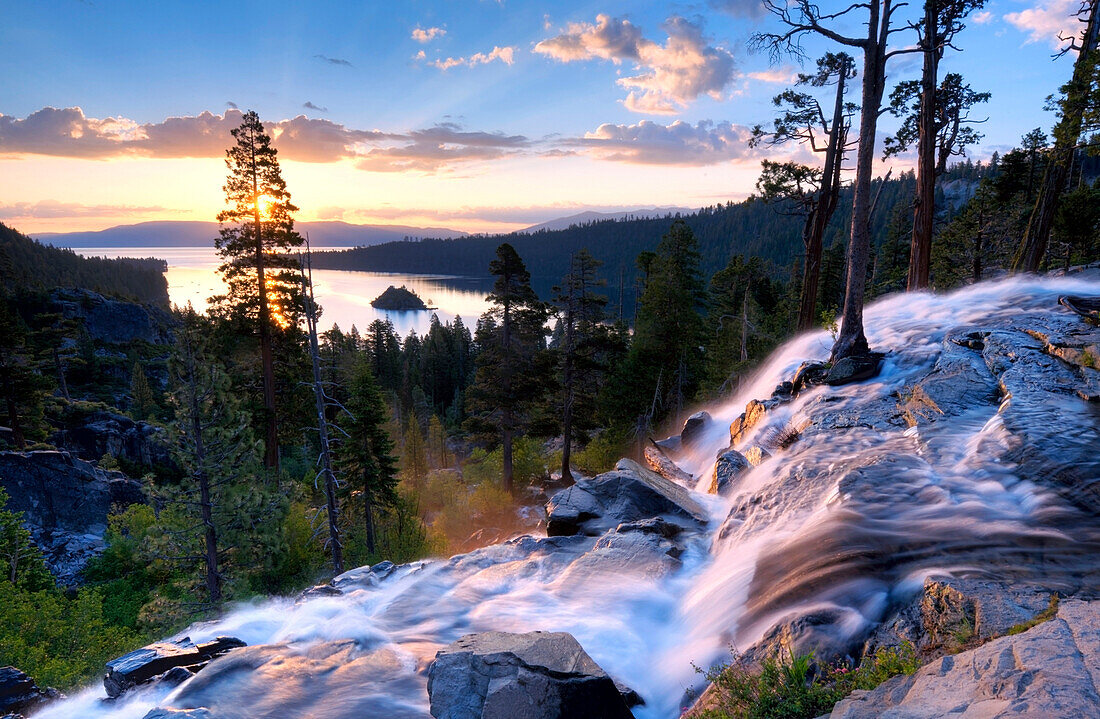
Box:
[71,246,494,337]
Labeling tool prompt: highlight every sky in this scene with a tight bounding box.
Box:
[0,0,1089,234]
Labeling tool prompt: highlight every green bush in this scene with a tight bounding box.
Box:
[697,643,922,719]
[571,430,629,476]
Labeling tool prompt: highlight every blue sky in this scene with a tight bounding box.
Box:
[0,0,1086,233]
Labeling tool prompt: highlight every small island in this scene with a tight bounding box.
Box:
[370,285,431,311]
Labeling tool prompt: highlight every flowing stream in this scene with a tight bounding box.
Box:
[36,275,1100,719]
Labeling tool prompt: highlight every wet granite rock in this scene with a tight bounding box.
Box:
[709,450,751,496]
[729,399,770,446]
[427,631,635,719]
[829,600,1100,718]
[680,411,712,447]
[826,353,884,386]
[643,442,693,485]
[0,667,58,716]
[545,459,706,537]
[104,636,246,698]
[142,710,216,719]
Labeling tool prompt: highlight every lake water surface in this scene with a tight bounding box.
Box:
[72,246,493,337]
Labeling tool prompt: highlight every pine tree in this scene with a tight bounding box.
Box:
[1015,0,1099,271]
[129,362,157,421]
[335,361,399,555]
[401,415,429,489]
[552,249,609,481]
[163,306,270,605]
[0,487,53,591]
[0,299,46,449]
[213,110,304,470]
[465,243,550,493]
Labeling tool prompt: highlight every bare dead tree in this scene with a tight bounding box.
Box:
[753,0,920,361]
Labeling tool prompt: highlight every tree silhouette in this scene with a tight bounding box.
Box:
[214,110,304,470]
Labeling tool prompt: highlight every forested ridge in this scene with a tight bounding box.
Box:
[0,223,169,308]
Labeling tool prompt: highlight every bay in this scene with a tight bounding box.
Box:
[70,246,493,337]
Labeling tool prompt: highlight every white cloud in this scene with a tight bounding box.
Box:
[412,26,446,43]
[0,107,527,173]
[428,46,516,70]
[535,14,735,115]
[0,200,176,219]
[570,119,753,165]
[1005,0,1081,48]
[972,10,994,24]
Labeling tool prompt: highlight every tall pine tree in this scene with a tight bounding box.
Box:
[213,110,304,470]
[335,361,399,556]
[465,244,550,493]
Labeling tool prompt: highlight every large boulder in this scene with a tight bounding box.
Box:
[51,409,175,470]
[826,353,884,386]
[427,631,635,719]
[51,288,172,345]
[708,450,750,496]
[829,599,1100,718]
[0,450,145,584]
[0,667,58,716]
[545,459,706,537]
[643,442,693,485]
[104,636,245,698]
[729,399,770,446]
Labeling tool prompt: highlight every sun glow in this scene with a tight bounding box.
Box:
[256,193,277,217]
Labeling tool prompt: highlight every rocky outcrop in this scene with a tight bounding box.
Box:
[0,667,58,717]
[545,459,707,537]
[709,450,750,496]
[825,353,884,386]
[104,636,246,698]
[729,399,770,446]
[51,288,172,345]
[829,599,1100,718]
[0,450,145,584]
[863,578,1057,655]
[426,631,635,719]
[50,409,174,470]
[643,442,693,485]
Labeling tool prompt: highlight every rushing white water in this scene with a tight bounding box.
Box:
[36,274,1100,719]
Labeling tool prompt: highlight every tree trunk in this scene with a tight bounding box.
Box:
[303,254,343,576]
[561,304,574,483]
[53,348,70,401]
[833,0,889,361]
[799,57,850,331]
[908,0,937,291]
[181,326,221,604]
[1014,1,1099,272]
[364,485,376,555]
[501,294,514,493]
[251,139,279,471]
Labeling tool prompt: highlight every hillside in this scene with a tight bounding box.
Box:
[310,174,918,288]
[35,220,469,249]
[0,222,169,307]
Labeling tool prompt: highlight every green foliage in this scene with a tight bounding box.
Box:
[465,244,552,491]
[602,221,707,429]
[1008,595,1060,635]
[129,361,158,420]
[462,436,548,489]
[0,487,53,591]
[571,430,630,476]
[0,584,145,690]
[335,360,400,554]
[697,643,922,719]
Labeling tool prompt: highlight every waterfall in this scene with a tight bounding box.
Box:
[38,274,1100,719]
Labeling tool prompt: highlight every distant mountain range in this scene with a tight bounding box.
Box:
[34,220,469,248]
[518,208,694,233]
[34,210,697,250]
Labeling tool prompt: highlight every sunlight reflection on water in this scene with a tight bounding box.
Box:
[72,246,493,336]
